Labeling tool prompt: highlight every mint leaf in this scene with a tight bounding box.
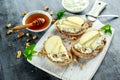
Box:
[57,10,65,19]
[23,44,36,60]
[27,54,32,60]
[101,24,112,34]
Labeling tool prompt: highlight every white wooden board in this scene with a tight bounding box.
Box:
[27,20,114,80]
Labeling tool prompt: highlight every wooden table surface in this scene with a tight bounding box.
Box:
[0,0,120,80]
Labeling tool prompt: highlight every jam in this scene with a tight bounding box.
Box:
[25,13,50,30]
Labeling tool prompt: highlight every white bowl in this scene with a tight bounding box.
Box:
[62,0,89,13]
[22,10,52,32]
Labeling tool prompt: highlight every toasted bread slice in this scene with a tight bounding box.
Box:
[71,30,106,59]
[43,36,72,66]
[55,16,90,37]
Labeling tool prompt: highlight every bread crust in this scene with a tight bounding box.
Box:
[55,21,90,37]
[71,39,106,59]
[43,36,72,66]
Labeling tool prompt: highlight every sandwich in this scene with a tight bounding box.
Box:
[71,30,106,59]
[55,16,90,37]
[43,36,72,66]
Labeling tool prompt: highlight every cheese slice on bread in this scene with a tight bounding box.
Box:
[66,16,84,26]
[71,30,106,59]
[44,36,72,66]
[55,16,90,37]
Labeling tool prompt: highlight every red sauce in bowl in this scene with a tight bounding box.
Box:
[25,13,50,30]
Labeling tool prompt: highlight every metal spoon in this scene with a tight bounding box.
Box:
[87,15,119,21]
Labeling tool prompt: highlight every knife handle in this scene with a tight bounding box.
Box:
[87,0,107,17]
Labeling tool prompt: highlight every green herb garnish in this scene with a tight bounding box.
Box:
[57,10,65,19]
[101,24,112,34]
[24,44,37,60]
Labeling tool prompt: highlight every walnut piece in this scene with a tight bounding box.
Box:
[53,54,57,58]
[38,49,46,57]
[71,37,77,40]
[17,50,22,59]
[26,42,30,47]
[17,32,24,38]
[32,35,37,40]
[50,11,54,16]
[7,29,13,35]
[44,6,49,11]
[6,23,11,28]
[62,54,66,59]
[22,12,27,17]
[26,33,30,37]
[52,18,56,23]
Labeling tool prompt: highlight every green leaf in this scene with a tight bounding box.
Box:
[23,44,36,60]
[57,10,65,19]
[101,24,112,34]
[27,54,32,60]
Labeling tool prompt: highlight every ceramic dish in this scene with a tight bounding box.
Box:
[22,10,52,32]
[62,0,89,13]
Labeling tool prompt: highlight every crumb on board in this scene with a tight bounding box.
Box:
[17,50,22,59]
[17,32,24,38]
[6,23,11,28]
[80,62,86,69]
[63,38,67,42]
[32,35,37,40]
[88,22,93,27]
[7,29,13,35]
[22,11,27,17]
[44,6,49,11]
[52,18,56,23]
[50,11,54,16]
[74,56,79,64]
[38,49,46,57]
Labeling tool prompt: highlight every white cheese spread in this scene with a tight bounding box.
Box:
[48,49,69,62]
[74,35,105,54]
[63,0,88,12]
[58,26,81,33]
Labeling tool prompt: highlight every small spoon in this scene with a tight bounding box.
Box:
[13,18,45,30]
[87,15,119,21]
